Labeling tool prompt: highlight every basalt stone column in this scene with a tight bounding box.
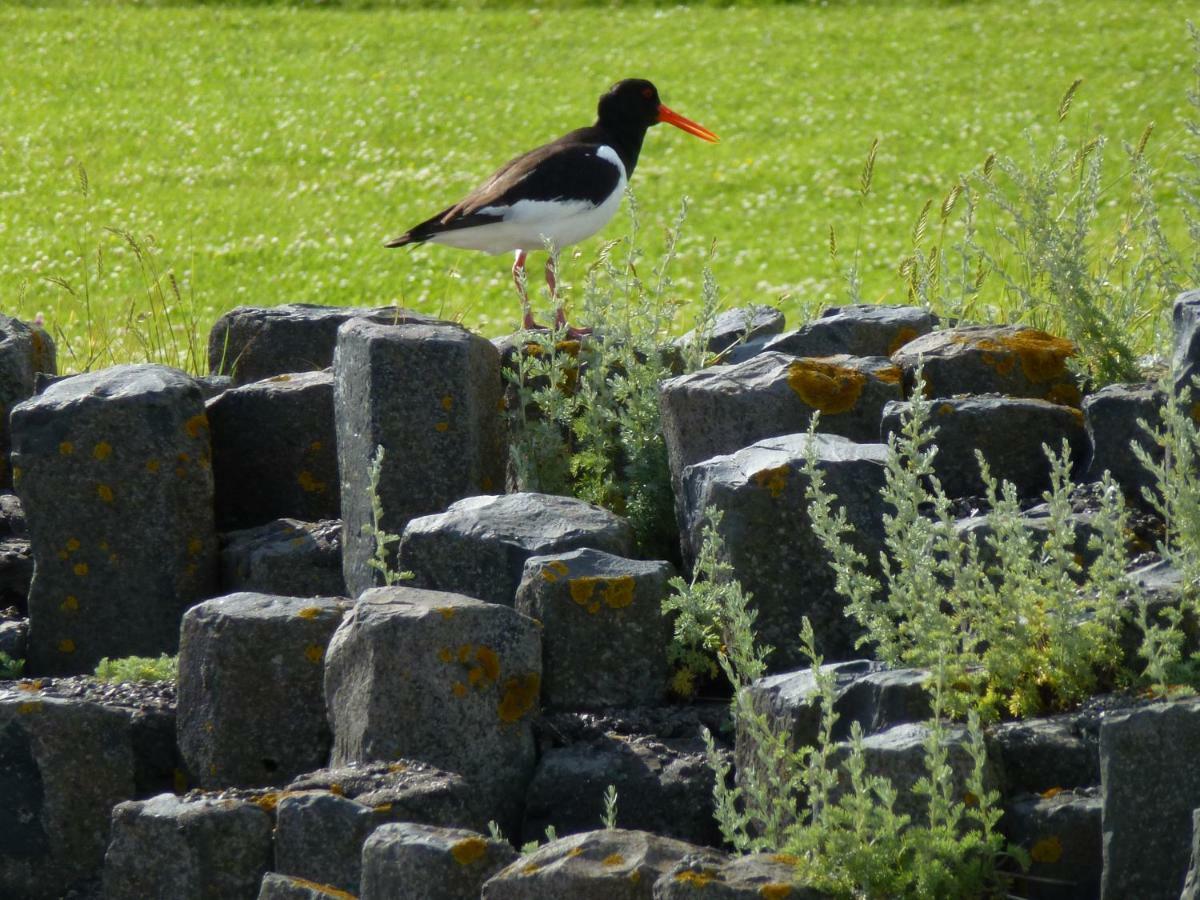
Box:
[0,314,56,488]
[334,319,505,598]
[1174,290,1200,396]
[11,365,218,675]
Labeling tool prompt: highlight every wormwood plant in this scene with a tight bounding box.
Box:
[0,651,25,680]
[506,194,719,558]
[94,653,178,683]
[362,446,413,587]
[805,375,1128,720]
[692,513,1015,897]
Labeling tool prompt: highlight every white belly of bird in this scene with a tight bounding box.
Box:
[429,146,628,256]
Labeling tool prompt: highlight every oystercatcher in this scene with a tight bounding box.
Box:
[385,79,718,333]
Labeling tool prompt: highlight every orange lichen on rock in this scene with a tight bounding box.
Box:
[874,364,904,385]
[475,646,500,682]
[451,836,489,865]
[674,869,717,886]
[17,701,42,715]
[1030,835,1063,864]
[1045,383,1083,408]
[97,484,114,503]
[60,596,78,613]
[498,673,540,722]
[57,639,76,654]
[960,330,1076,384]
[73,562,88,576]
[185,414,210,438]
[888,327,920,355]
[770,854,799,865]
[541,560,570,583]
[297,606,323,620]
[436,606,457,620]
[441,394,455,411]
[59,441,74,456]
[304,644,324,664]
[279,876,355,900]
[568,576,635,611]
[452,682,468,698]
[92,441,112,460]
[786,359,867,414]
[752,465,790,498]
[603,853,625,867]
[759,884,794,899]
[434,422,450,433]
[297,471,327,493]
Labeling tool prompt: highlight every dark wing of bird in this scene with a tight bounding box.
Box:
[386,129,622,247]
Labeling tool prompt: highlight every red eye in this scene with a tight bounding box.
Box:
[642,87,654,99]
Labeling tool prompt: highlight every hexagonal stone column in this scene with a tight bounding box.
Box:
[360,823,517,900]
[516,549,673,709]
[0,314,56,488]
[334,319,505,598]
[177,592,348,788]
[680,433,888,668]
[325,586,541,829]
[764,303,936,359]
[11,364,218,674]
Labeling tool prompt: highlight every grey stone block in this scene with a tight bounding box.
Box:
[275,791,375,894]
[258,872,358,900]
[219,518,346,599]
[655,852,828,898]
[660,352,902,501]
[1173,289,1200,397]
[0,691,136,899]
[483,829,705,900]
[178,593,348,788]
[325,587,541,829]
[880,395,1088,498]
[1082,382,1163,499]
[401,493,634,607]
[208,370,339,529]
[680,434,888,668]
[0,537,32,615]
[677,305,785,357]
[0,617,27,662]
[1100,696,1200,900]
[334,319,506,598]
[11,364,218,675]
[891,324,1081,404]
[0,315,55,489]
[987,712,1100,796]
[522,735,722,848]
[208,303,443,385]
[103,793,273,900]
[764,303,936,360]
[361,823,518,900]
[1182,808,1200,900]
[516,549,672,709]
[1003,788,1102,900]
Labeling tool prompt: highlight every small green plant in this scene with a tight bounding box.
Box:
[601,784,619,830]
[362,446,413,587]
[506,194,720,558]
[805,373,1128,720]
[0,651,25,679]
[94,653,178,683]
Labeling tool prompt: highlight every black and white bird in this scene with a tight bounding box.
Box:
[386,79,719,333]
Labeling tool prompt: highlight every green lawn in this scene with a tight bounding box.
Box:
[0,0,1195,372]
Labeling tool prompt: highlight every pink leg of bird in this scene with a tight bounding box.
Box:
[514,250,548,330]
[546,255,592,338]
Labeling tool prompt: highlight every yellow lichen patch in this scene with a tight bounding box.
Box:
[566,847,583,858]
[58,638,76,654]
[185,414,209,438]
[568,578,598,609]
[629,870,641,885]
[1030,835,1063,864]
[475,646,500,682]
[59,441,74,456]
[602,577,636,609]
[60,595,79,613]
[297,470,327,494]
[328,783,344,796]
[297,606,323,620]
[521,862,542,875]
[372,803,393,814]
[874,364,904,385]
[436,606,457,620]
[66,538,81,552]
[253,791,287,813]
[57,550,68,561]
[752,465,790,499]
[18,701,43,714]
[498,673,540,722]
[467,666,484,686]
[304,644,324,664]
[1045,383,1083,408]
[786,359,867,414]
[92,441,112,460]
[457,645,472,663]
[441,394,454,411]
[269,374,293,383]
[452,682,468,698]
[437,647,454,664]
[938,403,955,416]
[541,560,570,583]
[451,836,489,865]
[18,680,43,692]
[888,327,920,355]
[759,884,794,900]
[146,458,161,473]
[97,484,114,503]
[674,869,717,886]
[1040,786,1065,800]
[387,762,408,773]
[998,330,1077,383]
[770,854,799,865]
[280,877,355,900]
[73,562,88,577]
[434,422,450,433]
[603,853,625,867]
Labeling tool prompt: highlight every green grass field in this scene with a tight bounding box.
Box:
[0,0,1195,372]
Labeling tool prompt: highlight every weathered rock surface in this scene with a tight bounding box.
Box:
[334,318,506,597]
[890,324,1080,404]
[1173,289,1200,397]
[0,538,32,615]
[987,711,1101,796]
[325,587,541,829]
[208,303,443,384]
[656,852,828,898]
[177,593,347,788]
[360,823,517,900]
[516,549,672,709]
[1082,382,1164,499]
[208,369,339,529]
[401,492,634,607]
[764,303,935,360]
[257,872,358,900]
[0,691,136,899]
[660,352,902,500]
[0,314,55,488]
[102,792,274,900]
[483,829,705,900]
[11,364,218,675]
[219,518,345,599]
[880,395,1088,498]
[1003,788,1102,900]
[680,434,888,668]
[676,305,785,357]
[1100,696,1200,899]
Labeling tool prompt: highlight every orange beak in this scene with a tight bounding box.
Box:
[657,104,720,143]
